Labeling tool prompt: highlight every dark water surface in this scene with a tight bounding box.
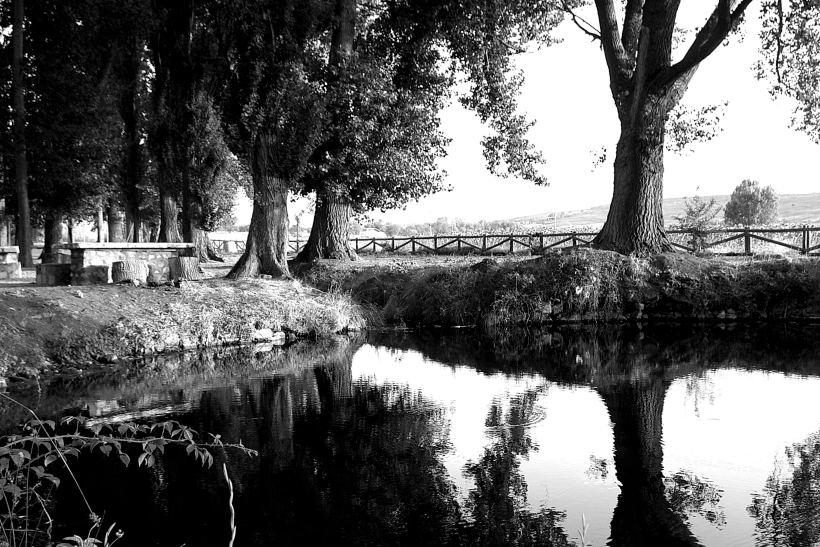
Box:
[5,325,820,546]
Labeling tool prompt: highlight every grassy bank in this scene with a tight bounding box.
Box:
[297,250,820,327]
[0,278,365,380]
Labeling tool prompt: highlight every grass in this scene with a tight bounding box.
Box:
[118,278,366,355]
[297,250,820,328]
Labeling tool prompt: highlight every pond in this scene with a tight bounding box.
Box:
[4,324,820,546]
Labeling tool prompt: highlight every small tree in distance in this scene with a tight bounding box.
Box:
[675,192,723,252]
[724,180,779,226]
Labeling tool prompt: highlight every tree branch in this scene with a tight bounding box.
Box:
[594,0,632,91]
[558,1,602,41]
[652,0,754,92]
[621,0,645,61]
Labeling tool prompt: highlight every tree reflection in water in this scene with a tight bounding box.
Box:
[748,430,820,546]
[459,390,572,547]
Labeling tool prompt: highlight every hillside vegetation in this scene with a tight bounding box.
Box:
[509,193,820,229]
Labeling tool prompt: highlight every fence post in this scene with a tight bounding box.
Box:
[482,235,487,252]
[354,238,359,252]
[539,234,544,250]
[433,235,438,253]
[803,225,809,255]
[744,228,751,255]
[457,237,462,252]
[572,232,577,247]
[412,238,416,253]
[391,237,395,252]
[509,236,514,253]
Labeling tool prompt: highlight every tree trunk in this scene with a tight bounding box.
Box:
[42,212,63,264]
[96,208,105,242]
[158,188,181,243]
[12,0,32,267]
[121,34,143,243]
[108,204,126,243]
[190,228,224,262]
[600,379,698,546]
[594,96,674,255]
[296,188,356,262]
[0,199,8,247]
[228,172,290,279]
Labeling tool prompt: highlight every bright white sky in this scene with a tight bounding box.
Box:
[235,4,820,226]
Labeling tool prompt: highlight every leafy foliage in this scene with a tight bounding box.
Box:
[674,194,723,251]
[0,405,255,547]
[665,102,729,155]
[759,0,820,143]
[724,179,779,226]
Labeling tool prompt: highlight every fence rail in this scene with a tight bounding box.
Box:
[210,226,820,257]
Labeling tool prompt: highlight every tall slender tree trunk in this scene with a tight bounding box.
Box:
[296,189,356,261]
[593,97,674,254]
[121,35,144,243]
[96,208,105,242]
[12,0,32,267]
[108,204,125,242]
[601,379,698,546]
[228,163,290,279]
[42,212,63,264]
[0,199,8,247]
[158,186,181,243]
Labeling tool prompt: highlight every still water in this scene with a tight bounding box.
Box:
[5,325,820,546]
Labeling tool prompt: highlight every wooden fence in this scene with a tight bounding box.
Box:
[210,226,820,257]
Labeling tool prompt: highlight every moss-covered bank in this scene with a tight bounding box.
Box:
[297,250,820,327]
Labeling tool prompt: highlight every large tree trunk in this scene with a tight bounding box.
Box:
[108,204,126,242]
[228,171,290,279]
[295,0,357,263]
[12,0,32,267]
[593,97,674,254]
[600,379,698,546]
[158,187,181,243]
[296,189,356,262]
[42,212,63,264]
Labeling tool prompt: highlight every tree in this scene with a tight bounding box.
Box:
[557,0,756,254]
[674,193,723,251]
[295,0,451,262]
[758,0,820,144]
[295,0,563,263]
[221,0,328,279]
[724,179,778,226]
[11,0,32,267]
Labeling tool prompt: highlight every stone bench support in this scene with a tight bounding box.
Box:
[60,243,195,286]
[0,246,21,279]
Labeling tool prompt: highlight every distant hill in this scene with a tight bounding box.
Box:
[508,193,820,229]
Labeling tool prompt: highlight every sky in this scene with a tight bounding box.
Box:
[234,3,820,227]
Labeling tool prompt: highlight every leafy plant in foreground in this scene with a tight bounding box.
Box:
[0,393,256,547]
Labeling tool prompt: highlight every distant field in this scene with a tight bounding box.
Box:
[508,193,820,229]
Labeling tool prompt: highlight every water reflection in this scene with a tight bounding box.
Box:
[748,430,820,546]
[8,324,820,546]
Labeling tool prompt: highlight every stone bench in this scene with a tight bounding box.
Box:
[58,243,196,286]
[0,246,21,279]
